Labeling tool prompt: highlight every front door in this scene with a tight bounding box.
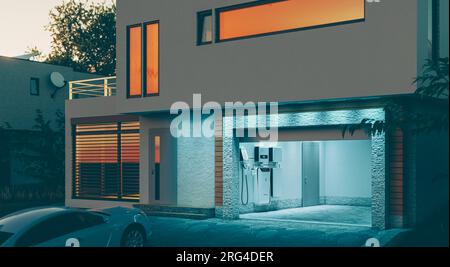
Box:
[149,129,177,205]
[302,142,320,207]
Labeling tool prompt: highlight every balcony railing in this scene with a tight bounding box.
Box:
[69,76,117,100]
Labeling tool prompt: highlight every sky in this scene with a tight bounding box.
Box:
[0,0,113,57]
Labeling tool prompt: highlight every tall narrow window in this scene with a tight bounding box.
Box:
[30,78,40,96]
[127,24,142,97]
[197,10,213,45]
[154,136,161,200]
[428,0,440,60]
[145,21,160,96]
[217,0,365,42]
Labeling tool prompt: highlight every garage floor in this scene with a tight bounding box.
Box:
[240,205,372,227]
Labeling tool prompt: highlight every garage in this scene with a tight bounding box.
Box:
[237,128,373,227]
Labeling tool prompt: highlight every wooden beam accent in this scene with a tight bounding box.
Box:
[214,116,224,207]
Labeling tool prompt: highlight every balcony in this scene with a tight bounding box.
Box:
[69,77,116,100]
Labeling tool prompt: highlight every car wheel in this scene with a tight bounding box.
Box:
[121,226,147,247]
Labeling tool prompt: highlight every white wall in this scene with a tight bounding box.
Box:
[116,0,418,114]
[320,140,372,198]
[272,142,302,200]
[176,116,215,208]
[177,136,215,208]
[0,56,100,130]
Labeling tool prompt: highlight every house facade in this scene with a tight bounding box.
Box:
[65,0,449,230]
[0,56,99,186]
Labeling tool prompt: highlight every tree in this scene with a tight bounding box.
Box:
[24,46,46,62]
[46,0,116,76]
[344,57,449,137]
[0,123,12,187]
[16,110,66,187]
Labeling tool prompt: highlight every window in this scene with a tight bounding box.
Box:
[197,10,213,45]
[216,0,365,42]
[127,21,160,98]
[30,78,39,96]
[127,24,143,97]
[144,21,160,96]
[73,121,140,201]
[154,136,160,200]
[15,213,93,247]
[428,0,440,60]
[75,212,106,228]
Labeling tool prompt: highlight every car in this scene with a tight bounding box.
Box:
[0,206,152,247]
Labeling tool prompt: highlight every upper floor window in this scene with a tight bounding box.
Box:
[144,21,160,96]
[127,21,159,98]
[428,0,440,60]
[216,0,365,42]
[127,24,142,97]
[197,10,213,45]
[30,77,40,96]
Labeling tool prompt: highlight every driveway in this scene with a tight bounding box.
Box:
[240,205,371,227]
[146,216,378,247]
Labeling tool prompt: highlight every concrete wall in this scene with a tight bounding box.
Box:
[115,0,417,114]
[320,140,372,206]
[0,56,99,186]
[177,136,215,208]
[273,142,302,201]
[0,56,99,130]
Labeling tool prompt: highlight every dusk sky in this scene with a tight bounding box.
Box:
[0,0,114,57]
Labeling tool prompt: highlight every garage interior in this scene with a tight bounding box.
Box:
[238,139,372,227]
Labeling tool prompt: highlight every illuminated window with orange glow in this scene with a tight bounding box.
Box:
[73,121,140,201]
[154,136,161,164]
[127,24,142,97]
[145,22,159,96]
[154,136,161,200]
[217,0,365,41]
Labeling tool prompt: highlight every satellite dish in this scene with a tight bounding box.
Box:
[50,72,66,88]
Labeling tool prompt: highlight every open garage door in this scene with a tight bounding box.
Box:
[238,126,372,227]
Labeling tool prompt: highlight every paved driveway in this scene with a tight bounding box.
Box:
[146,216,378,247]
[240,205,371,227]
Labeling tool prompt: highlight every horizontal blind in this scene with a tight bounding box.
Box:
[74,121,140,201]
[121,122,140,200]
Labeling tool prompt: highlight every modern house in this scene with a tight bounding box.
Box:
[65,0,449,230]
[0,55,99,186]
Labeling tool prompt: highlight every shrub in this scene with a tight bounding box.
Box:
[0,184,64,203]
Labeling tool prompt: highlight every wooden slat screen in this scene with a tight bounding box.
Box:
[73,121,140,201]
[389,128,404,227]
[215,116,223,206]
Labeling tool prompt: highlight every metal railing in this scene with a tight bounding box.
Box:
[69,76,117,100]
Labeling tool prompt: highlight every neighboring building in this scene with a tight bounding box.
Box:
[65,0,449,230]
[0,56,99,186]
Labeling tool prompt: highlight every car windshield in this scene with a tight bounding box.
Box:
[0,231,14,246]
